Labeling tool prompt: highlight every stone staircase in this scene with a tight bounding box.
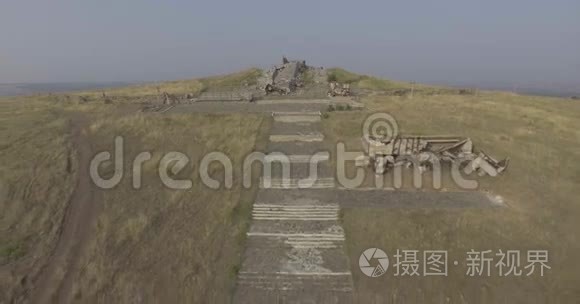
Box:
[233,111,354,304]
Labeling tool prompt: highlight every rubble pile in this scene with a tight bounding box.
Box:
[328,82,351,97]
[258,57,326,95]
[356,135,509,177]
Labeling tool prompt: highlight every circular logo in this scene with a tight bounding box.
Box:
[362,113,399,142]
[359,248,389,277]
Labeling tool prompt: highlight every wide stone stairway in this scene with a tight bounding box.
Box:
[233,111,354,304]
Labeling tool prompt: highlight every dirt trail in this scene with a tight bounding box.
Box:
[28,114,102,304]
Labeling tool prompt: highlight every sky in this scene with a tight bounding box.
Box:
[1,0,579,91]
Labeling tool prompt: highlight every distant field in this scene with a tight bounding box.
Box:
[0,68,262,99]
[73,68,262,99]
[0,82,134,97]
[3,68,578,98]
[327,68,580,98]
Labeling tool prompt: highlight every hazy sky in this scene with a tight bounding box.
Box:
[1,0,579,88]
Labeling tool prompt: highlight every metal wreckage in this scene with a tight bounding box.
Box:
[356,135,509,177]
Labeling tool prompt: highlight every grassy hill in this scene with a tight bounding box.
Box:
[321,85,580,302]
[0,80,267,302]
[76,68,262,98]
[1,68,579,302]
[327,67,470,95]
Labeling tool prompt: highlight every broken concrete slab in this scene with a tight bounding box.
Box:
[359,135,509,177]
[269,133,325,142]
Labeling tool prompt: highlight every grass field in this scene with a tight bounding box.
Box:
[0,91,268,302]
[0,99,73,299]
[57,68,262,102]
[0,97,118,301]
[70,112,266,302]
[321,91,580,302]
[1,68,579,303]
[327,68,460,94]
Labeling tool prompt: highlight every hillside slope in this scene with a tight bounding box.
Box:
[1,69,579,302]
[321,80,580,302]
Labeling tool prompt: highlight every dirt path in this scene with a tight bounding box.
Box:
[28,114,102,304]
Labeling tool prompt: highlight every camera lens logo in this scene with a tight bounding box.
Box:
[359,248,389,277]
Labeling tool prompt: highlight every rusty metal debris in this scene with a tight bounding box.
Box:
[328,82,351,97]
[356,135,509,177]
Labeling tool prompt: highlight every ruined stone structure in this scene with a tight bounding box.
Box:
[258,57,327,96]
[259,58,307,94]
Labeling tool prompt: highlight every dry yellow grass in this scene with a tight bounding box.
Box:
[2,68,579,302]
[322,92,580,302]
[70,112,266,303]
[0,98,90,300]
[327,67,451,93]
[0,67,267,303]
[0,93,267,303]
[72,68,262,99]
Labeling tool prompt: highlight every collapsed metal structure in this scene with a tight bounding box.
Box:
[356,135,509,177]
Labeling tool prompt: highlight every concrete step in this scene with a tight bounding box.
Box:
[273,113,322,123]
[239,245,352,274]
[260,177,335,189]
[234,286,353,304]
[255,189,337,206]
[246,232,345,249]
[259,99,329,105]
[270,121,323,135]
[248,219,345,235]
[236,272,352,292]
[267,141,329,155]
[252,204,340,221]
[269,133,324,142]
[264,158,333,180]
[264,154,330,163]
